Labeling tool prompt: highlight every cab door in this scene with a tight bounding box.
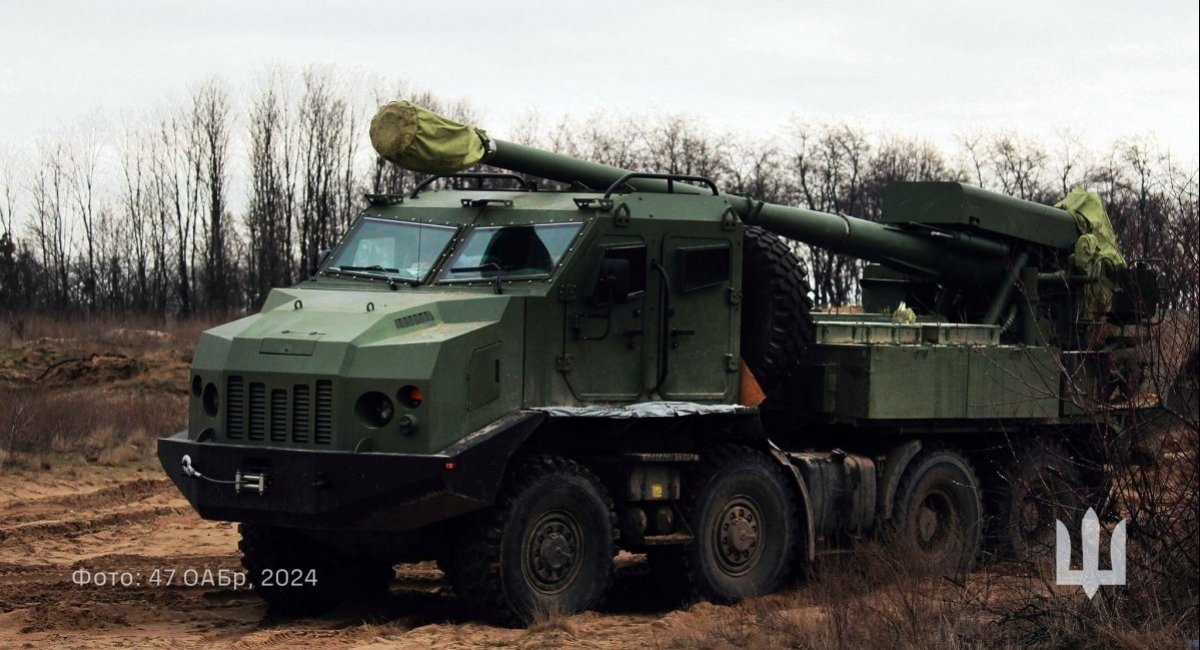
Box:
[657,235,737,400]
[561,236,649,401]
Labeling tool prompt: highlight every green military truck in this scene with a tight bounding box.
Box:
[159,101,1159,624]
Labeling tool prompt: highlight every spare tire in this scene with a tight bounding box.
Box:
[740,225,814,400]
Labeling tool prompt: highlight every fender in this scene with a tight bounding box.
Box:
[877,439,924,522]
[767,446,817,564]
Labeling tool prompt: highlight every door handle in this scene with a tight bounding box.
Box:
[622,329,644,349]
[669,329,695,349]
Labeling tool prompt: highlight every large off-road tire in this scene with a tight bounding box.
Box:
[988,441,1082,561]
[238,524,393,617]
[655,445,798,603]
[889,449,983,575]
[740,225,815,400]
[441,456,616,627]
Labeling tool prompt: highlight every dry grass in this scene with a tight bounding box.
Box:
[667,416,1198,650]
[0,312,216,473]
[0,311,216,347]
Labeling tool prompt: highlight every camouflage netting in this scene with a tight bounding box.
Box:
[369,100,489,174]
[1057,188,1127,315]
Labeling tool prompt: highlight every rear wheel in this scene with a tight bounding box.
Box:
[667,446,798,603]
[890,449,982,574]
[442,456,616,626]
[989,442,1082,561]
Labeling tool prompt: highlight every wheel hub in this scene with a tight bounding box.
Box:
[913,490,957,557]
[1021,497,1047,536]
[713,496,764,577]
[917,504,939,543]
[539,532,572,570]
[525,511,582,594]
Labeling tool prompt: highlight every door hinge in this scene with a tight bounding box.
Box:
[727,287,742,305]
[613,203,632,227]
[720,207,738,231]
[556,354,575,373]
[726,354,739,372]
[573,197,613,211]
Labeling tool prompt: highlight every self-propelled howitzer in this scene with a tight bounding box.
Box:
[157,99,1161,627]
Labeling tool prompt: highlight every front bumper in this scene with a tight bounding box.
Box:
[157,411,545,531]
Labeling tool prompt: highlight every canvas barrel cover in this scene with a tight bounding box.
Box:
[1056,188,1127,314]
[370,100,488,174]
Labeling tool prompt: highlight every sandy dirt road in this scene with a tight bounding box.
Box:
[0,464,732,649]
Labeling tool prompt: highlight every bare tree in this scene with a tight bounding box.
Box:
[1051,127,1089,196]
[65,122,102,311]
[297,68,345,277]
[152,107,202,316]
[246,71,297,305]
[0,153,15,237]
[192,80,233,313]
[29,138,73,310]
[0,153,20,310]
[988,130,1049,201]
[118,121,156,311]
[788,121,870,306]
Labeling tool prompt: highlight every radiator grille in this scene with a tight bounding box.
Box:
[315,380,333,444]
[292,384,310,443]
[270,389,288,442]
[226,376,244,439]
[248,383,266,440]
[223,376,332,445]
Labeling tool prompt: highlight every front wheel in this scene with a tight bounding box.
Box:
[442,456,616,626]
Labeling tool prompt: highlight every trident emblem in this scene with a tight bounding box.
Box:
[1055,508,1126,598]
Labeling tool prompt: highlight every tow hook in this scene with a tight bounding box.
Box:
[181,454,267,496]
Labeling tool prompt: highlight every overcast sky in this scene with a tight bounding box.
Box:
[1,0,1197,162]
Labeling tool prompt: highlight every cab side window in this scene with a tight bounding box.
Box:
[678,244,730,292]
[590,245,646,305]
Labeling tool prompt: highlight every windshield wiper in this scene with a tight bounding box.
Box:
[325,265,419,289]
[336,264,400,273]
[449,262,508,295]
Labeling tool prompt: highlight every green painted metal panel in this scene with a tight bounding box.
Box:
[802,336,1061,422]
[467,343,503,410]
[966,346,1060,418]
[882,182,1079,250]
[866,346,969,419]
[660,232,737,400]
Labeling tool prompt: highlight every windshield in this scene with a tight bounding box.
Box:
[438,222,583,282]
[325,218,456,282]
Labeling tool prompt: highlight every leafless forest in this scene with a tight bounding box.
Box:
[0,66,1195,316]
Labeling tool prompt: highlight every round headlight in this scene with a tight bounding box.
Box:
[356,392,394,428]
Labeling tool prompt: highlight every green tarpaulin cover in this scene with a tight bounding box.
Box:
[370,100,488,174]
[1057,188,1127,314]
